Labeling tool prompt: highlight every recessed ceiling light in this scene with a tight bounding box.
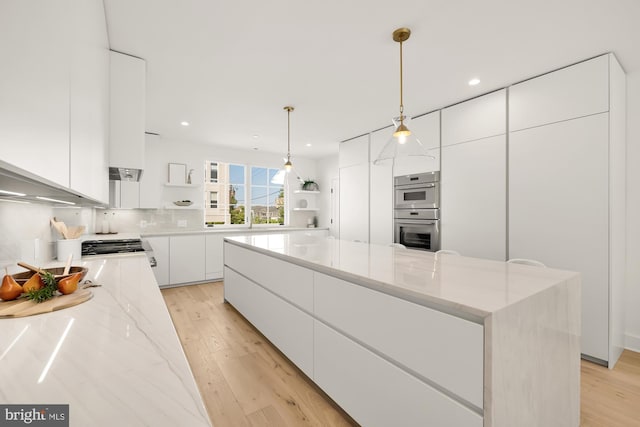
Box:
[180,121,190,126]
[252,134,260,139]
[305,143,312,147]
[468,78,480,86]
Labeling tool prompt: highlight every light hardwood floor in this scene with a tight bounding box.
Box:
[162,282,640,427]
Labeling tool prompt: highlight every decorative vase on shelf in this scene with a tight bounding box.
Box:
[301,180,319,191]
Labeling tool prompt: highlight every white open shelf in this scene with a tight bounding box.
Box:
[164,183,201,188]
[293,190,320,194]
[293,208,319,211]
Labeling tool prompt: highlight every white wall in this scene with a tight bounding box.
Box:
[315,154,339,234]
[144,137,318,228]
[625,71,640,352]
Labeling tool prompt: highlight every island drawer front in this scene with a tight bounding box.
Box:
[314,321,483,427]
[314,272,484,409]
[224,267,314,378]
[224,243,313,312]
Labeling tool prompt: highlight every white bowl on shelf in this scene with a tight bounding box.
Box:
[173,200,193,207]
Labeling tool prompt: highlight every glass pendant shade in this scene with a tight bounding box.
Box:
[373,115,433,165]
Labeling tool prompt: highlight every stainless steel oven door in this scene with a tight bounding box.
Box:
[394,220,439,252]
[394,182,439,209]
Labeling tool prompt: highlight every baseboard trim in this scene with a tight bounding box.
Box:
[625,333,640,353]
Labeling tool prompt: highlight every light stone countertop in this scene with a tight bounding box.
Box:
[0,253,212,427]
[142,226,327,237]
[225,233,580,321]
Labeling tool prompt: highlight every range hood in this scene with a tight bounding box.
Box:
[109,167,143,181]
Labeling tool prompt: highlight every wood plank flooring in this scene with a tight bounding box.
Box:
[162,281,640,427]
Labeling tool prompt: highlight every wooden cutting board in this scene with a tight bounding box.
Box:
[0,289,93,318]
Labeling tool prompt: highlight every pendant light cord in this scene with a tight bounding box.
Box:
[287,108,291,160]
[399,40,404,119]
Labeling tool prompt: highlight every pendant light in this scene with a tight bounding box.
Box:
[283,106,294,172]
[373,28,433,165]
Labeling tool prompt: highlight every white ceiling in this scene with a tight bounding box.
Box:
[103,0,640,159]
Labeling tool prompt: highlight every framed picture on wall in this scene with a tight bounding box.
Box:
[168,163,187,185]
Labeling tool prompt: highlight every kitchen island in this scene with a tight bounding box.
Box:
[0,253,211,427]
[223,234,580,427]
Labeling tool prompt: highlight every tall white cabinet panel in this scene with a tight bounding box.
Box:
[339,135,369,243]
[391,111,441,176]
[509,114,610,362]
[509,53,625,367]
[441,135,506,260]
[442,89,506,146]
[169,235,206,285]
[109,51,146,170]
[145,236,170,286]
[69,0,109,203]
[369,129,393,245]
[440,90,507,260]
[509,55,608,132]
[0,0,71,187]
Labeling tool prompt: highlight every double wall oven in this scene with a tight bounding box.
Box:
[394,172,440,251]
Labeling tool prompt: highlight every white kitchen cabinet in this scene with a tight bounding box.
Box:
[369,129,393,246]
[0,0,71,187]
[314,272,484,408]
[205,234,224,280]
[169,235,206,285]
[442,89,506,147]
[509,53,625,367]
[224,267,314,378]
[339,163,369,243]
[441,135,506,260]
[109,51,146,170]
[314,321,482,427]
[509,55,608,132]
[69,0,109,204]
[145,236,170,286]
[139,134,164,208]
[338,134,369,168]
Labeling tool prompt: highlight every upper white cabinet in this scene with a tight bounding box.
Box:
[0,0,71,187]
[394,111,440,176]
[509,55,609,132]
[508,53,625,367]
[369,129,393,246]
[442,89,506,146]
[339,134,369,168]
[109,51,146,170]
[441,90,507,260]
[69,0,109,203]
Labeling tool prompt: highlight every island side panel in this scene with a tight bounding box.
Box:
[485,275,580,427]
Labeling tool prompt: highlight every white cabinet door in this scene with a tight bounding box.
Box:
[509,55,609,132]
[441,135,506,260]
[0,0,71,187]
[69,0,109,203]
[169,235,206,285]
[224,267,314,378]
[109,181,140,208]
[338,134,369,168]
[109,51,145,170]
[369,129,393,246]
[509,113,609,361]
[442,89,506,147]
[145,236,170,286]
[339,163,369,243]
[314,321,482,427]
[314,272,484,409]
[139,133,163,209]
[205,234,224,280]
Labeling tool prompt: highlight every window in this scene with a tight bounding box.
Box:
[204,161,285,227]
[250,167,285,225]
[209,162,218,183]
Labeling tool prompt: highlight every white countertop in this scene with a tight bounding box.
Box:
[0,253,211,427]
[142,226,326,237]
[225,234,579,320]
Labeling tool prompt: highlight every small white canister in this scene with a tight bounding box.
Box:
[57,239,81,261]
